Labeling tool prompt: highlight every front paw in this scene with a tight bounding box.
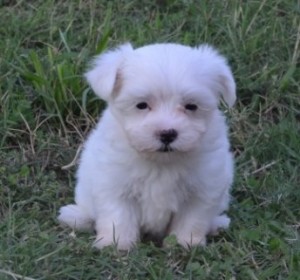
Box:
[93,234,137,251]
[209,214,231,236]
[174,232,207,248]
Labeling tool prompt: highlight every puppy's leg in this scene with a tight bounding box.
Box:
[58,204,93,231]
[209,214,230,236]
[58,181,95,231]
[209,190,231,235]
[93,200,139,251]
[169,197,221,247]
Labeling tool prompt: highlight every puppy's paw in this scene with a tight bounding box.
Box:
[175,232,207,248]
[93,234,136,251]
[58,204,93,231]
[209,214,230,236]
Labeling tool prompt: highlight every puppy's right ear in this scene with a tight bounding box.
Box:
[85,43,133,101]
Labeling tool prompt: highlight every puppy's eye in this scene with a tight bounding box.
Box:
[185,103,198,111]
[136,102,149,110]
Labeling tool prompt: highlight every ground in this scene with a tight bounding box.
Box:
[0,0,299,279]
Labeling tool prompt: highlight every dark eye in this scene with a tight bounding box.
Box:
[185,103,198,111]
[136,102,149,110]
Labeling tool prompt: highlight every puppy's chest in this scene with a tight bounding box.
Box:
[127,169,193,231]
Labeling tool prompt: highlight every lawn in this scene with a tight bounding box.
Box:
[0,0,299,279]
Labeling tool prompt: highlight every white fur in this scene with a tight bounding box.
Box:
[58,42,236,250]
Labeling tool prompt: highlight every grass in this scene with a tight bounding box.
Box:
[0,0,299,279]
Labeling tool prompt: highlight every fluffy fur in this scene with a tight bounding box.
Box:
[58,42,236,250]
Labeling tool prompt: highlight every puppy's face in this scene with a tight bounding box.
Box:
[86,43,236,154]
[111,66,216,154]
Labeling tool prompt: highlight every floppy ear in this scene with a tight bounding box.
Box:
[217,62,236,107]
[85,43,134,101]
[196,45,236,107]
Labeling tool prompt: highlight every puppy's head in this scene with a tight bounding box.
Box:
[85,43,235,154]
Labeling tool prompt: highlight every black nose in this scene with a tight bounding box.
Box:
[159,129,178,145]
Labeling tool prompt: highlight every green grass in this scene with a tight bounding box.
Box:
[0,0,299,279]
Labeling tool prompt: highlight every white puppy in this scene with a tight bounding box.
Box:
[58,42,236,250]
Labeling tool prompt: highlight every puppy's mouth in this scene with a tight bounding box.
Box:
[157,145,174,153]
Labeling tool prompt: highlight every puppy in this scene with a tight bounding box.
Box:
[58,42,236,250]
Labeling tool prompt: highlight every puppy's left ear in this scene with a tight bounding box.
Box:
[216,60,236,107]
[196,45,236,107]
